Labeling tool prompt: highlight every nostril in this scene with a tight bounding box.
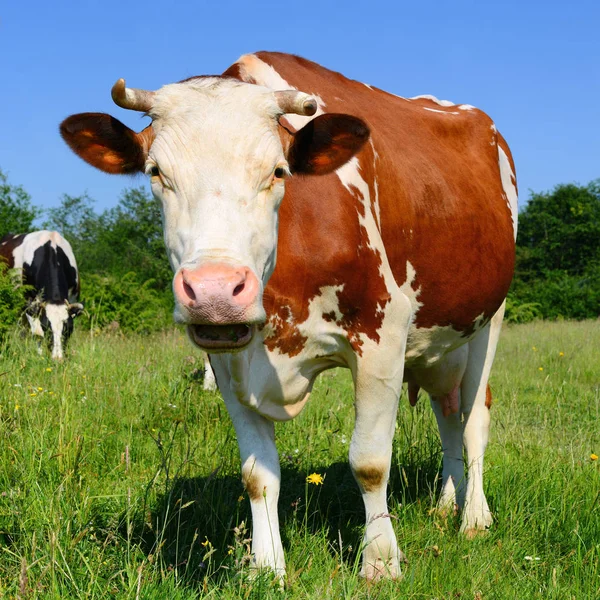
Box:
[233,282,245,297]
[183,280,196,301]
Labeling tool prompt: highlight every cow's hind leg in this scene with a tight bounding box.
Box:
[350,335,408,581]
[460,301,505,536]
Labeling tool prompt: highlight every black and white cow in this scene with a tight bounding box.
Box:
[0,231,83,359]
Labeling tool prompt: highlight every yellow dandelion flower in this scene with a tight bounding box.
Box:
[228,548,233,555]
[29,393,37,397]
[37,387,43,391]
[306,473,324,485]
[538,367,543,371]
[532,346,537,351]
[591,454,598,461]
[48,391,54,395]
[559,352,564,357]
[14,404,20,411]
[45,367,52,372]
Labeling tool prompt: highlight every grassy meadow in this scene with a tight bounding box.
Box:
[0,320,598,599]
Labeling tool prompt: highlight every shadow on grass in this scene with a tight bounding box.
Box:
[119,448,442,589]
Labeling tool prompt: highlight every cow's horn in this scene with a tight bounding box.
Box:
[111,78,155,112]
[274,90,318,116]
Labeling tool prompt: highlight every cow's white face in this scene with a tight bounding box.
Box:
[148,81,286,330]
[60,76,369,352]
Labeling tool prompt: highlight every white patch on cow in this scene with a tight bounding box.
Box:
[412,94,455,107]
[236,54,326,130]
[1,241,6,246]
[44,303,69,360]
[458,104,476,111]
[497,146,518,240]
[423,107,460,115]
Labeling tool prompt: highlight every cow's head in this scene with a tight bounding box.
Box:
[60,77,369,351]
[27,299,84,359]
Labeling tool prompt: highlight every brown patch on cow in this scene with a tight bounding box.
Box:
[0,234,26,268]
[353,464,386,493]
[249,52,515,348]
[242,472,264,502]
[485,384,493,409]
[353,466,385,492]
[221,62,256,84]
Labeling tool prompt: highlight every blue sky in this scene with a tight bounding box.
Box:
[1,0,598,215]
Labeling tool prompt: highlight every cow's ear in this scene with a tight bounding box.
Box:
[68,302,84,317]
[287,114,370,175]
[60,113,153,174]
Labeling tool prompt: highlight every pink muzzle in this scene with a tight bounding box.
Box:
[173,263,261,350]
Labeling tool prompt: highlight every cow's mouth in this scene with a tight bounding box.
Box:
[188,323,253,351]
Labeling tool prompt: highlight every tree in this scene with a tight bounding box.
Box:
[0,168,41,236]
[516,180,600,279]
[508,180,600,321]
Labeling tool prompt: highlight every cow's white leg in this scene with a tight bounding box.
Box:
[459,301,505,536]
[213,355,285,576]
[202,356,217,391]
[430,396,465,512]
[350,352,406,580]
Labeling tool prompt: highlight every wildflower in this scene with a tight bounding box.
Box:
[524,556,540,561]
[29,393,37,397]
[341,434,347,445]
[591,454,598,461]
[45,367,52,372]
[14,404,20,411]
[538,367,543,371]
[37,387,43,391]
[532,346,537,351]
[559,352,564,357]
[306,473,324,485]
[201,538,210,547]
[228,548,233,555]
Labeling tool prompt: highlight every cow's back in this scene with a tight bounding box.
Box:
[230,53,516,363]
[0,234,27,268]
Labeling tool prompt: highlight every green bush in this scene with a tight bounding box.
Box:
[79,272,173,335]
[510,265,600,321]
[504,295,542,324]
[0,261,28,344]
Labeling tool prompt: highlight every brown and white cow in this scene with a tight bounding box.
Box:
[60,52,516,580]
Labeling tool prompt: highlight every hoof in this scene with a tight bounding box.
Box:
[460,508,493,537]
[361,556,402,581]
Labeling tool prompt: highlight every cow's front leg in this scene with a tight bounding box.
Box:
[350,353,406,581]
[221,393,285,576]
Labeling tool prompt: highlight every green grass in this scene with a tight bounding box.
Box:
[0,321,598,599]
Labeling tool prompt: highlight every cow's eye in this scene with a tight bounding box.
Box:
[274,166,288,180]
[146,164,160,178]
